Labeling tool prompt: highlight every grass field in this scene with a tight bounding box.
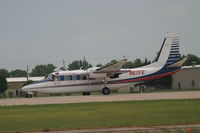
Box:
[0,99,200,132]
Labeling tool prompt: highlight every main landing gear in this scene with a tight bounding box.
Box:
[102,79,110,95]
[102,87,110,95]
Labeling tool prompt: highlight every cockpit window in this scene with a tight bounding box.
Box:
[46,74,55,81]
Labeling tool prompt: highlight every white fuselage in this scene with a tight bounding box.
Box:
[21,65,179,94]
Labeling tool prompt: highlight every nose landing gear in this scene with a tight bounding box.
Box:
[26,92,33,98]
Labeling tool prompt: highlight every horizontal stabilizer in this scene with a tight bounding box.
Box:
[167,58,187,67]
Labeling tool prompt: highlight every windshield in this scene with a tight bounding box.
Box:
[45,74,55,81]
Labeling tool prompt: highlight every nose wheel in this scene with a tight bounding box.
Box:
[26,92,33,98]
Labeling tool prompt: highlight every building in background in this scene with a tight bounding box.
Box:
[172,65,200,89]
[7,77,44,90]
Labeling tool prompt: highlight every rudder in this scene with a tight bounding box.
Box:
[157,33,180,67]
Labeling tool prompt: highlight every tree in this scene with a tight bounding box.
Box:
[132,58,143,68]
[153,51,160,62]
[143,58,151,65]
[106,60,117,65]
[67,60,92,70]
[30,64,56,76]
[10,69,27,77]
[0,74,8,93]
[96,63,103,67]
[0,69,10,77]
[123,58,151,69]
[182,54,200,66]
[123,61,134,68]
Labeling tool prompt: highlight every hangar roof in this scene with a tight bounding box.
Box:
[182,65,200,69]
[7,77,44,83]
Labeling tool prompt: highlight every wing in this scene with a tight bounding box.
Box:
[96,59,127,73]
[92,59,128,79]
[87,59,128,79]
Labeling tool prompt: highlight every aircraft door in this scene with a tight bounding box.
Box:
[53,73,61,85]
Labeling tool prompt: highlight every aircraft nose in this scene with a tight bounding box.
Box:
[21,85,29,92]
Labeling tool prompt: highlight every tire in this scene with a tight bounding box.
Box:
[102,87,110,95]
[82,92,91,96]
[26,94,32,98]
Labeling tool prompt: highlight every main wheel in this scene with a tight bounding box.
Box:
[26,94,32,98]
[102,87,110,95]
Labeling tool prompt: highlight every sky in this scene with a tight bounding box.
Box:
[0,0,200,71]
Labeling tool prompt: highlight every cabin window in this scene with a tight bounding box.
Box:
[72,75,76,80]
[69,75,73,80]
[64,75,70,80]
[57,74,87,81]
[76,75,81,80]
[59,76,64,81]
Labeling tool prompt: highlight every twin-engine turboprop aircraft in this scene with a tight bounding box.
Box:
[22,33,186,98]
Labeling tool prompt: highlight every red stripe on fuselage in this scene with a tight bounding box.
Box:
[108,70,180,84]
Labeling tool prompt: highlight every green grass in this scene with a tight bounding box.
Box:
[0,99,200,132]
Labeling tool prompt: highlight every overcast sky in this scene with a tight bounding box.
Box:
[0,0,199,71]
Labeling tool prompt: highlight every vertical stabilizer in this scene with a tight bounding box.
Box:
[157,33,180,67]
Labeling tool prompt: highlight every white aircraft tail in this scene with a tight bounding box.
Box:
[146,32,186,69]
[157,33,180,66]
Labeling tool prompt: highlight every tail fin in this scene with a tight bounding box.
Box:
[156,33,181,67]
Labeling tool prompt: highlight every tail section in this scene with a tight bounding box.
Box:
[141,32,186,69]
[130,33,185,83]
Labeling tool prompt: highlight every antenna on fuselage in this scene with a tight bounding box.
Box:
[83,56,86,70]
[63,59,66,70]
[26,65,29,83]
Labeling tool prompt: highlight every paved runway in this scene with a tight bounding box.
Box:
[1,91,200,106]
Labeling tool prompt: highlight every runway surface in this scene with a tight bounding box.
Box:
[1,91,200,106]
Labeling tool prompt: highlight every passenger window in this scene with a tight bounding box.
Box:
[65,75,70,80]
[76,75,81,80]
[70,75,72,80]
[72,75,76,80]
[60,76,64,81]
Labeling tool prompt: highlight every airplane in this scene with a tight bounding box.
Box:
[22,33,187,98]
